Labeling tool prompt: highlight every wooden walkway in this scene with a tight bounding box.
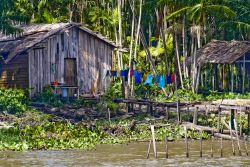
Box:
[112,98,250,138]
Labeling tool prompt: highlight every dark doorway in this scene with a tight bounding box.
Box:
[64,58,77,86]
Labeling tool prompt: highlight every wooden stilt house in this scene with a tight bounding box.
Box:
[0,23,116,96]
[193,40,250,93]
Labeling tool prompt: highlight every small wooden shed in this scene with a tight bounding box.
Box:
[194,40,250,93]
[0,23,116,96]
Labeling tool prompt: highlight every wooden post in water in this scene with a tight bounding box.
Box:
[165,136,168,158]
[229,121,235,156]
[193,107,198,125]
[234,119,242,156]
[220,137,223,157]
[211,136,214,158]
[200,130,203,158]
[243,133,249,156]
[184,126,189,158]
[146,139,152,159]
[150,125,157,158]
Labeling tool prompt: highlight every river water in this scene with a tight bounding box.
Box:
[0,141,250,167]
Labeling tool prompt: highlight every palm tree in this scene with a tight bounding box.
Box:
[0,0,31,34]
[166,0,236,92]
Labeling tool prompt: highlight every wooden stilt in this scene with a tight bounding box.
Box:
[217,107,222,133]
[166,107,169,120]
[193,107,198,125]
[108,108,111,123]
[239,107,242,137]
[150,125,157,158]
[184,126,189,158]
[229,121,235,156]
[211,136,214,158]
[200,131,203,158]
[231,109,235,130]
[243,133,249,156]
[131,103,134,113]
[146,139,152,159]
[220,137,223,157]
[234,119,242,156]
[165,136,168,158]
[248,113,250,132]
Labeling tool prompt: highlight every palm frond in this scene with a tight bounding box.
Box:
[166,6,191,21]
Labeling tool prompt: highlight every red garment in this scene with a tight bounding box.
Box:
[130,69,134,76]
[171,74,175,83]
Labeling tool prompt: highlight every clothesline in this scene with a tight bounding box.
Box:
[104,68,175,89]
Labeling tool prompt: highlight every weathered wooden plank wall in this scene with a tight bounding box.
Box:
[0,53,29,89]
[28,27,113,96]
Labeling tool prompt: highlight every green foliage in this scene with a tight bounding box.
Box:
[0,0,31,34]
[0,89,29,114]
[35,85,62,107]
[105,82,123,100]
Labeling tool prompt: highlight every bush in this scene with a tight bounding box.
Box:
[0,88,29,114]
[35,85,62,107]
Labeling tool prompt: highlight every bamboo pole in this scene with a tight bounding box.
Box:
[150,125,157,158]
[234,119,242,156]
[184,126,189,158]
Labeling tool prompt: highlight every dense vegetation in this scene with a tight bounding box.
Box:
[0,89,249,151]
[1,0,250,95]
[0,0,250,151]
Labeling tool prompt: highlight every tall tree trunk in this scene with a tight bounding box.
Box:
[174,32,184,89]
[182,16,189,81]
[118,0,123,69]
[133,0,143,61]
[128,0,135,96]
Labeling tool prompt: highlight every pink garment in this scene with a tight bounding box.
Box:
[130,69,134,76]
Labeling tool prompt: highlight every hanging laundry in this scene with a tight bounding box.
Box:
[158,75,166,88]
[171,74,175,83]
[111,70,117,77]
[120,69,129,81]
[166,75,172,84]
[134,70,142,84]
[144,74,153,86]
[130,68,134,77]
[155,75,161,84]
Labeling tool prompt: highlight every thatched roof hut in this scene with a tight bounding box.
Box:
[187,39,250,93]
[196,40,250,65]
